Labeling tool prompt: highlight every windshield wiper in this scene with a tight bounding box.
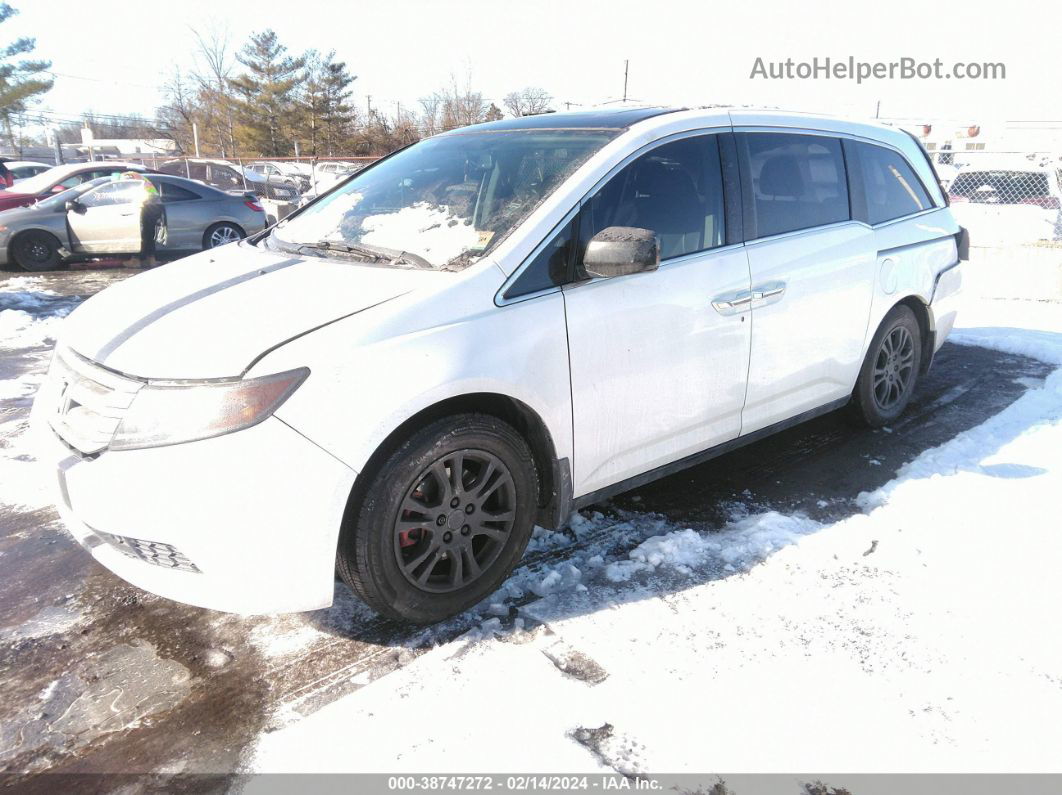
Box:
[312,240,436,270]
[314,240,388,262]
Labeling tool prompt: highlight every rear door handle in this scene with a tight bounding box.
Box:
[752,281,786,303]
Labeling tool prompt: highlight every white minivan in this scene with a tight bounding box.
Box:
[34,108,965,623]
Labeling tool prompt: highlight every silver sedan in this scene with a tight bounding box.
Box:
[0,174,267,271]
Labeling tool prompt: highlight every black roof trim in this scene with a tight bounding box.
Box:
[441,107,683,134]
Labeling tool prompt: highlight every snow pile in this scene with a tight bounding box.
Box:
[605,512,817,583]
[0,309,65,350]
[0,371,40,400]
[0,278,75,510]
[0,415,53,511]
[0,279,80,350]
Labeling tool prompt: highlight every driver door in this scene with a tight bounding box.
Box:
[563,133,753,496]
[66,181,144,254]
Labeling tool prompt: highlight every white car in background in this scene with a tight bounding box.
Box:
[34,108,964,624]
[297,162,364,205]
[947,159,1062,245]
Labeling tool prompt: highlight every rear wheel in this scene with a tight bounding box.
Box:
[203,222,244,249]
[850,304,923,426]
[11,231,63,272]
[337,414,538,624]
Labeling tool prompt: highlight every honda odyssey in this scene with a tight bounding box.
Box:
[33,107,965,623]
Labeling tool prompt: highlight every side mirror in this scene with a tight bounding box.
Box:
[64,199,84,214]
[582,226,660,279]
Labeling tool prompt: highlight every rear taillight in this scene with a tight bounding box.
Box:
[948,194,969,203]
[245,199,264,212]
[1020,196,1061,209]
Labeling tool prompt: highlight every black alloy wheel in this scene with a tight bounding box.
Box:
[393,450,516,593]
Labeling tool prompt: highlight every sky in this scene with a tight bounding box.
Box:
[7,0,1061,138]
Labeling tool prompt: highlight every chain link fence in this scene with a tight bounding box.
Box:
[927,149,1062,301]
[933,151,1062,244]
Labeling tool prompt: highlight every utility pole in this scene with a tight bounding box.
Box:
[875,100,881,119]
[192,122,201,157]
[49,126,62,165]
[623,60,629,104]
[367,95,373,120]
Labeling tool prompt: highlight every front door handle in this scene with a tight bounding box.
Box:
[712,290,753,315]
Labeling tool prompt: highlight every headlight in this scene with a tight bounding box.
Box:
[109,368,309,451]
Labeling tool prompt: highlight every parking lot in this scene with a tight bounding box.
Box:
[1,264,1058,781]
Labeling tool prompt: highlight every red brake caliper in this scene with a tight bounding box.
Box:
[398,511,422,548]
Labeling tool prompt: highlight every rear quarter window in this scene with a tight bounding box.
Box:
[160,182,201,202]
[845,141,934,224]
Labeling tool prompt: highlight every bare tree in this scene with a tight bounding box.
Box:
[190,24,237,156]
[439,72,487,130]
[418,94,443,137]
[503,86,553,117]
[155,67,198,153]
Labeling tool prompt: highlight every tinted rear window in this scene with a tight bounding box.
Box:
[738,133,849,238]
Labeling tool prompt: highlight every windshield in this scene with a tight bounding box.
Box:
[32,177,113,209]
[271,129,618,270]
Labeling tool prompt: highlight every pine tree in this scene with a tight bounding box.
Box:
[320,56,355,156]
[298,50,355,157]
[0,3,53,147]
[229,30,304,157]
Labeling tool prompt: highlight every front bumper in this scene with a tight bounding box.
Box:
[33,383,358,614]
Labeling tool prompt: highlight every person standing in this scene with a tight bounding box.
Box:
[0,159,13,189]
[120,172,165,268]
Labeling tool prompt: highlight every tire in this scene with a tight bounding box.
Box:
[203,222,244,250]
[850,304,923,427]
[337,414,539,624]
[11,231,63,272]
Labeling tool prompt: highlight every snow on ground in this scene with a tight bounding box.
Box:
[250,259,1062,775]
[0,278,82,351]
[0,278,81,511]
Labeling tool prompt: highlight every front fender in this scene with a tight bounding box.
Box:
[254,269,574,479]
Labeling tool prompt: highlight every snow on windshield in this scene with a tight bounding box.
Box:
[273,129,618,270]
[359,203,483,265]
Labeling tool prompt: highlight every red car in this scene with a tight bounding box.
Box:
[0,162,155,213]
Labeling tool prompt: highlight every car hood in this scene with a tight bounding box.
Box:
[61,242,446,379]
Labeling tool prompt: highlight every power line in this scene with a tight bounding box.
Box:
[45,71,160,91]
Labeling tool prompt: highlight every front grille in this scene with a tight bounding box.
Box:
[97,531,201,573]
[47,347,143,455]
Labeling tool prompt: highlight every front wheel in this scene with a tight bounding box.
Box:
[11,231,63,271]
[203,222,244,249]
[850,304,923,426]
[337,414,539,624]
